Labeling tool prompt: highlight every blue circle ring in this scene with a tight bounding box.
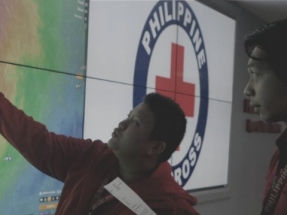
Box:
[133,0,209,187]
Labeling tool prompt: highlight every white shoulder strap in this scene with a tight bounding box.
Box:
[104,177,157,215]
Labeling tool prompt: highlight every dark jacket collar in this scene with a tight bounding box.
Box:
[276,128,287,149]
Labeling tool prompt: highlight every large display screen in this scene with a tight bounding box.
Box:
[84,0,235,191]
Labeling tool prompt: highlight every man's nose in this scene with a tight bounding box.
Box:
[244,79,254,97]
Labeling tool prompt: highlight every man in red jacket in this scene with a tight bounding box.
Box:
[244,18,287,215]
[0,92,199,215]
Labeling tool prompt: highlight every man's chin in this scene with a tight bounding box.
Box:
[107,139,118,150]
[107,140,113,148]
[260,113,281,123]
[260,116,272,123]
[107,141,120,158]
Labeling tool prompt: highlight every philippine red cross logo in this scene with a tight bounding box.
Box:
[133,0,208,187]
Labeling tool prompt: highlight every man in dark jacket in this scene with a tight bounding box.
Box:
[244,18,287,215]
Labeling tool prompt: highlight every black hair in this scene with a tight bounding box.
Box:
[143,93,186,163]
[244,18,287,79]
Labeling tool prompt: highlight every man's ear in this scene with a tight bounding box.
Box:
[147,141,166,156]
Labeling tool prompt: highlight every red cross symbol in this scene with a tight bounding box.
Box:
[156,43,196,150]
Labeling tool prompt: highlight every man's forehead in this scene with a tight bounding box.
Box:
[131,103,152,118]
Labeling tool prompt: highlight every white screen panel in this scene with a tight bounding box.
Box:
[86,0,161,85]
[171,98,231,190]
[84,78,133,142]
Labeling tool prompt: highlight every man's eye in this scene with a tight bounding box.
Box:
[132,120,139,126]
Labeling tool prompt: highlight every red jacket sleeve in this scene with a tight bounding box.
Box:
[0,93,96,182]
